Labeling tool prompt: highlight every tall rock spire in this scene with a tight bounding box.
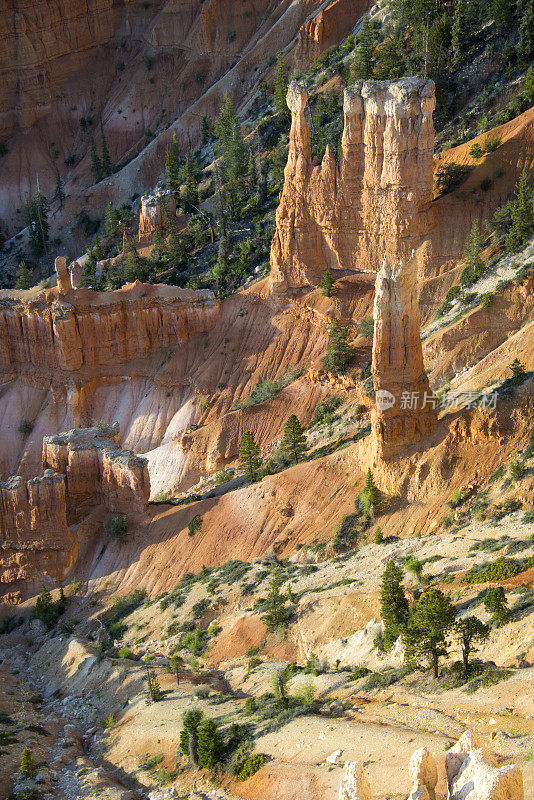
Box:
[371,254,438,455]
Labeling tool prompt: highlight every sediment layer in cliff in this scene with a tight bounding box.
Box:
[0,280,220,376]
[270,77,436,293]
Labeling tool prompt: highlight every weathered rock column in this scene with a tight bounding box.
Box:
[371,255,438,455]
[55,256,72,295]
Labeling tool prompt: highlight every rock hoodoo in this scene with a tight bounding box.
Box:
[55,256,72,295]
[338,734,524,800]
[370,255,438,454]
[0,424,150,601]
[138,185,176,245]
[270,77,435,293]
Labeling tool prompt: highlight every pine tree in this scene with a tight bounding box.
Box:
[262,568,291,631]
[53,172,66,209]
[239,431,261,482]
[213,234,230,295]
[460,218,484,286]
[183,146,199,212]
[319,269,335,297]
[145,665,163,704]
[197,718,224,770]
[325,319,354,373]
[247,149,258,195]
[214,96,239,158]
[454,616,489,675]
[165,132,181,203]
[484,586,509,626]
[491,0,513,31]
[380,561,410,650]
[100,122,112,176]
[517,0,534,61]
[280,414,307,464]
[104,202,120,239]
[23,188,50,260]
[15,261,34,290]
[451,0,468,67]
[403,588,456,677]
[273,52,289,119]
[257,153,268,205]
[169,654,184,685]
[352,16,376,79]
[180,709,203,766]
[506,169,533,252]
[90,136,103,183]
[201,115,211,147]
[20,747,36,778]
[93,234,104,262]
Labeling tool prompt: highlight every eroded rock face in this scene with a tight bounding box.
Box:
[446,732,524,800]
[138,186,175,245]
[270,78,435,293]
[338,761,371,800]
[0,283,220,375]
[338,734,524,800]
[0,424,150,601]
[371,256,438,454]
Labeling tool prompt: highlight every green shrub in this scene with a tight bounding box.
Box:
[465,667,510,694]
[107,515,128,538]
[312,396,343,426]
[510,460,526,481]
[363,667,407,691]
[239,753,270,781]
[484,134,501,152]
[464,556,521,583]
[188,514,202,537]
[358,316,374,338]
[436,162,472,195]
[232,367,303,410]
[117,646,134,659]
[469,142,484,158]
[332,513,359,552]
[18,419,33,436]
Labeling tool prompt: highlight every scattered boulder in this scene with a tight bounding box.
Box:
[338,761,371,800]
[408,747,438,800]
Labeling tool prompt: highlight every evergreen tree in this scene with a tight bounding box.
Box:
[380,561,410,650]
[104,202,120,239]
[20,747,36,778]
[180,708,203,766]
[169,654,184,685]
[454,616,490,675]
[201,115,211,147]
[451,0,468,67]
[145,665,163,704]
[325,319,354,373]
[53,172,66,209]
[93,234,104,262]
[262,568,291,631]
[506,169,533,252]
[32,585,56,628]
[280,414,307,464]
[22,188,50,260]
[165,132,181,204]
[247,149,258,195]
[319,269,335,297]
[509,357,527,385]
[460,218,484,286]
[14,261,34,290]
[213,234,230,295]
[197,718,224,770]
[491,0,513,31]
[100,121,112,176]
[273,52,289,119]
[484,586,509,626]
[517,0,534,60]
[183,146,199,212]
[214,96,239,157]
[403,588,456,677]
[257,153,268,204]
[352,16,376,79]
[90,136,103,183]
[239,431,261,482]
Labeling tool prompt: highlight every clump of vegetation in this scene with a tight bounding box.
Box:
[238,431,262,482]
[31,586,66,630]
[261,568,292,632]
[465,667,510,694]
[324,319,354,373]
[188,514,202,537]
[17,419,33,436]
[311,396,343,426]
[403,588,456,678]
[358,316,374,338]
[107,515,128,539]
[319,268,335,297]
[484,586,510,626]
[232,367,303,410]
[239,753,270,781]
[465,555,533,584]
